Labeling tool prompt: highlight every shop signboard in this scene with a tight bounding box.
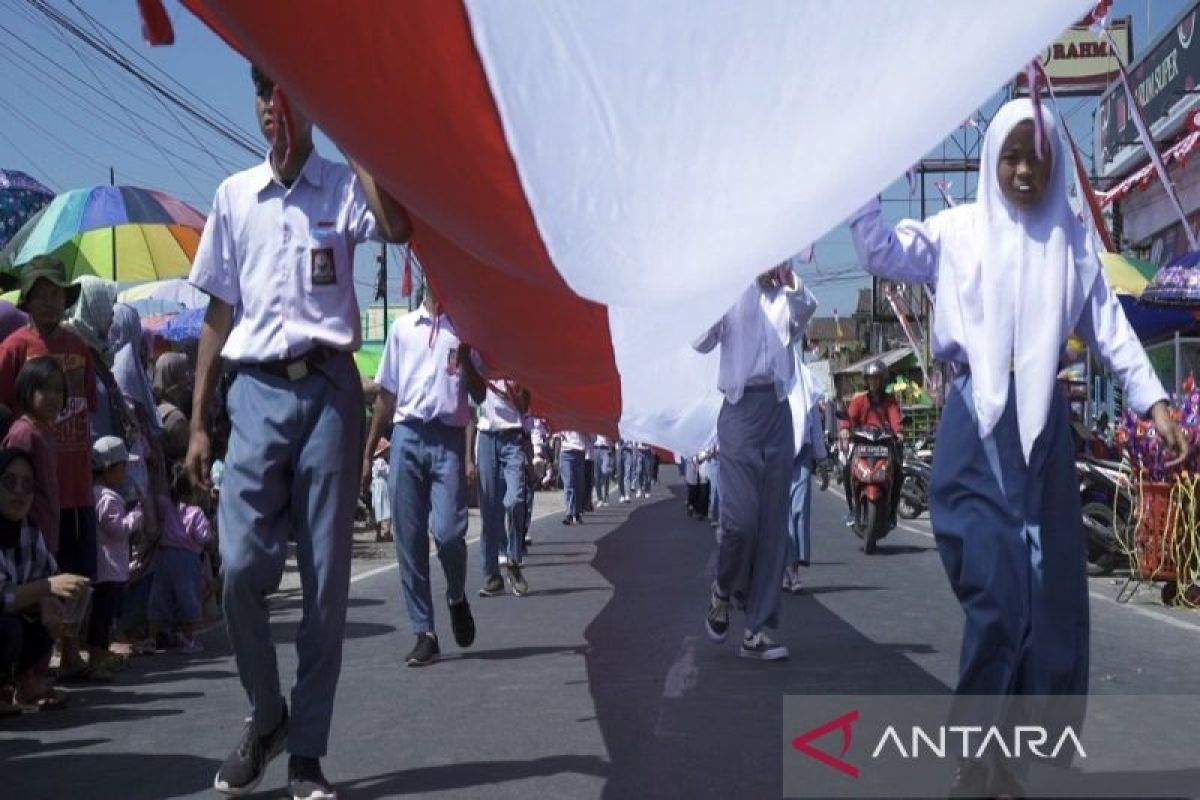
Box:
[1096,3,1200,178]
[1014,17,1131,96]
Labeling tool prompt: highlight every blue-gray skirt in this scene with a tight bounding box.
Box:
[930,373,1088,698]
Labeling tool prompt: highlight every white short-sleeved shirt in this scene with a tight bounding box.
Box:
[189,150,377,363]
[560,431,587,452]
[477,380,524,432]
[376,309,474,428]
[594,435,612,448]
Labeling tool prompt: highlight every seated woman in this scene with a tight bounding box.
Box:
[0,448,90,713]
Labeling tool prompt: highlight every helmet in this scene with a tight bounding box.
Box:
[864,359,888,380]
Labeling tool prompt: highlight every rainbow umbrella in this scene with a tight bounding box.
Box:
[0,185,206,283]
[0,169,53,250]
[1099,252,1157,297]
[1096,252,1200,340]
[118,278,208,309]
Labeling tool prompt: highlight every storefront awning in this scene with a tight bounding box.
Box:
[836,347,914,375]
[1098,131,1200,208]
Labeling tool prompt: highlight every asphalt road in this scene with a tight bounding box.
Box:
[3,477,1198,799]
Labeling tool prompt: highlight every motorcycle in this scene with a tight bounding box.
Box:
[848,425,900,554]
[897,437,933,519]
[816,435,850,492]
[1077,454,1134,575]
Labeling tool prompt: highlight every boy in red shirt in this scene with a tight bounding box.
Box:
[0,256,99,678]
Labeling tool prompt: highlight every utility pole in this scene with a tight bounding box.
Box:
[376,242,388,339]
[110,166,117,284]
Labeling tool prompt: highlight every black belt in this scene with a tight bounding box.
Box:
[250,346,339,382]
[481,427,524,437]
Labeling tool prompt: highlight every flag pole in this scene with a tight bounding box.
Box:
[110,166,117,284]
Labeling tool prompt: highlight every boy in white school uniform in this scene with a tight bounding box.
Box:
[363,284,486,667]
[693,263,817,661]
[188,65,411,799]
[468,379,532,597]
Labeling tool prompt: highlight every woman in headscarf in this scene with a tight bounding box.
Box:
[64,276,128,443]
[107,304,171,649]
[848,98,1187,796]
[152,353,193,464]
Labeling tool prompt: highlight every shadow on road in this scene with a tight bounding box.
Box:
[336,754,610,798]
[583,484,950,799]
[449,644,587,662]
[3,750,221,799]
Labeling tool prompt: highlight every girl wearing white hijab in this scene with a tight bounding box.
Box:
[849,99,1186,794]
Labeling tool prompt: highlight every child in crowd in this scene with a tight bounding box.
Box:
[0,257,99,680]
[0,448,89,713]
[91,436,143,677]
[147,465,211,653]
[3,357,67,555]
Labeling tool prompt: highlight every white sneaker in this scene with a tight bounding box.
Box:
[498,554,509,567]
[739,630,788,661]
[781,570,794,592]
[620,496,630,504]
[788,567,803,594]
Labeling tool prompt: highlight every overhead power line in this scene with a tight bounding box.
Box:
[22,0,261,157]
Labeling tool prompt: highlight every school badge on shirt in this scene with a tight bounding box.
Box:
[310,223,337,286]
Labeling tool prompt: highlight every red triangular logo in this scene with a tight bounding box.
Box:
[791,709,860,778]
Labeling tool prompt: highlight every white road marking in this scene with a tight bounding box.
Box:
[661,636,699,699]
[822,485,1200,631]
[349,505,574,585]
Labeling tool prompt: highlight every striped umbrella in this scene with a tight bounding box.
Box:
[0,185,206,283]
[1099,252,1200,339]
[1099,252,1157,297]
[118,277,209,309]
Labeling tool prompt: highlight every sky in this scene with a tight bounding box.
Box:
[0,0,1189,319]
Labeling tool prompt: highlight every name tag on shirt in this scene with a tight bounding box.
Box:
[310,225,338,287]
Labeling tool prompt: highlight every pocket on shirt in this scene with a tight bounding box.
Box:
[307,226,345,292]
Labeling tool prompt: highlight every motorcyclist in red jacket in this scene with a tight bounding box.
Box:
[839,360,903,526]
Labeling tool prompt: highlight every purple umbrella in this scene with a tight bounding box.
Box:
[0,169,53,250]
[1139,251,1200,308]
[0,298,28,343]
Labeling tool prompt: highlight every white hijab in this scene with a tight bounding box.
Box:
[948,98,1099,462]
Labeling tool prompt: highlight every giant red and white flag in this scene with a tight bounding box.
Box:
[178,0,1091,453]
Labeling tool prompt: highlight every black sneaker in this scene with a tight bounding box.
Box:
[213,703,288,795]
[507,563,529,597]
[562,516,573,525]
[704,586,730,644]
[478,575,505,597]
[573,513,584,524]
[738,630,789,661]
[406,633,440,667]
[288,755,336,800]
[448,598,476,648]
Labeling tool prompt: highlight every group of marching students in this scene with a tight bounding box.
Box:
[0,260,218,716]
[5,81,1189,800]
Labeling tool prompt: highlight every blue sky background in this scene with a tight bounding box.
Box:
[0,0,1186,318]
